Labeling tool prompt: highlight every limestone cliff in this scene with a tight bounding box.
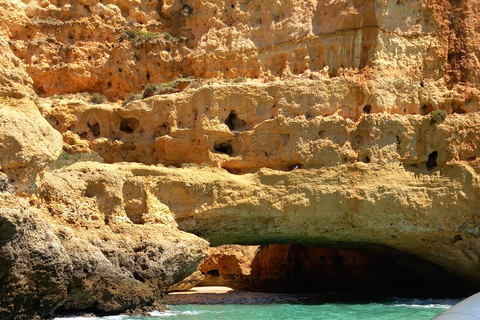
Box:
[1,0,480,317]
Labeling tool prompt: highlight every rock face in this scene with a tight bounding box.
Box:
[1,0,480,315]
[197,245,258,288]
[31,160,480,294]
[0,192,208,319]
[0,36,62,191]
[0,4,209,319]
[3,0,480,102]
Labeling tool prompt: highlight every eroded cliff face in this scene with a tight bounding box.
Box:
[1,0,480,316]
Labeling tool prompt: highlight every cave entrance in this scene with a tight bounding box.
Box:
[196,244,471,298]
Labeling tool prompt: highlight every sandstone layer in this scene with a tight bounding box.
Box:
[197,245,258,288]
[0,2,210,319]
[1,0,480,316]
[36,160,480,294]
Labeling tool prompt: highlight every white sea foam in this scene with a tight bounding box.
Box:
[149,309,208,317]
[389,297,461,309]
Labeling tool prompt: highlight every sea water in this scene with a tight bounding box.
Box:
[54,297,457,320]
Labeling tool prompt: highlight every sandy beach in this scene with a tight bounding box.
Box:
[163,286,310,305]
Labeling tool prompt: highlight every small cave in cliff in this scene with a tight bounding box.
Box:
[363,105,372,114]
[225,111,246,131]
[214,140,234,156]
[199,244,471,298]
[119,117,139,133]
[88,121,100,137]
[426,151,438,170]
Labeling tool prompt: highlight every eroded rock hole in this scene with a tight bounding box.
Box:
[225,111,246,131]
[453,107,466,114]
[47,115,59,127]
[287,163,302,171]
[88,122,100,137]
[207,269,220,278]
[120,118,139,133]
[85,183,105,198]
[421,104,434,115]
[146,71,151,80]
[362,156,370,163]
[214,141,233,156]
[426,151,438,170]
[155,122,170,137]
[363,105,372,114]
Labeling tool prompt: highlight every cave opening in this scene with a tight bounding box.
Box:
[426,151,438,170]
[119,117,139,133]
[214,140,234,156]
[363,105,372,114]
[197,244,472,298]
[225,111,246,131]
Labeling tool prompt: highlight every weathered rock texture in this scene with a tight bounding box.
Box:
[197,245,258,288]
[1,0,480,315]
[33,160,480,295]
[0,192,208,319]
[0,2,209,318]
[3,0,480,102]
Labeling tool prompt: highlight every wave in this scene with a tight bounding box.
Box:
[386,297,462,309]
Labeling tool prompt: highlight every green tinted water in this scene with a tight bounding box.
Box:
[55,298,454,320]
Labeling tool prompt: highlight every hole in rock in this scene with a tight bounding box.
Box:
[47,115,59,127]
[85,183,105,198]
[154,122,170,137]
[453,107,465,114]
[453,235,463,243]
[426,151,438,170]
[421,104,434,115]
[133,271,144,282]
[225,110,246,131]
[286,163,302,171]
[207,269,220,278]
[362,155,370,163]
[199,244,474,297]
[146,71,151,80]
[363,105,372,114]
[214,141,233,156]
[120,118,139,133]
[88,122,100,137]
[318,130,325,139]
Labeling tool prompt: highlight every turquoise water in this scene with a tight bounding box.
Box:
[55,298,456,320]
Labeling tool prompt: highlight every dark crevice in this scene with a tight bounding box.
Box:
[214,141,233,156]
[363,105,371,114]
[88,122,100,137]
[225,111,246,131]
[207,269,220,278]
[426,151,438,170]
